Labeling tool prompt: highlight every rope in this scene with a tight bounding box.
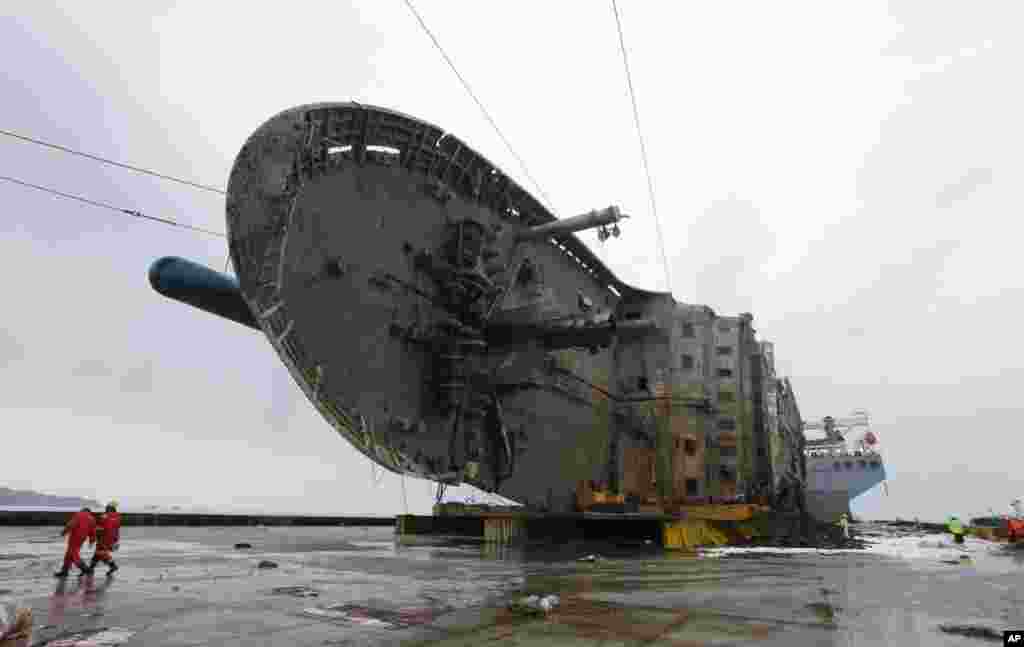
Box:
[369,458,384,487]
[401,472,409,515]
[402,0,554,211]
[611,0,673,294]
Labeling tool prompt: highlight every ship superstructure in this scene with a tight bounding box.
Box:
[802,410,886,521]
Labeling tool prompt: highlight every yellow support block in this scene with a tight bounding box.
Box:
[971,527,996,541]
[663,519,731,549]
[675,504,759,521]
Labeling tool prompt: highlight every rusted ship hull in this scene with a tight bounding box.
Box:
[151,102,806,514]
[218,102,666,512]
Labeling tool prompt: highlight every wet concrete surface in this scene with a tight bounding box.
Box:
[1,524,1023,645]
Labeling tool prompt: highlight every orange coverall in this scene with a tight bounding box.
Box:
[92,512,121,563]
[61,510,97,572]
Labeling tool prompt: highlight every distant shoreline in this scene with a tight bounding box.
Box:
[0,509,396,527]
[0,506,85,512]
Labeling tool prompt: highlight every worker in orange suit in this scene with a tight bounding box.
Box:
[89,502,121,575]
[55,507,96,577]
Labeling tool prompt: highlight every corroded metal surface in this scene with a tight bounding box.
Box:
[215,102,804,514]
[224,103,649,508]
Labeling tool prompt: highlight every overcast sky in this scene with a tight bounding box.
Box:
[1,1,1020,522]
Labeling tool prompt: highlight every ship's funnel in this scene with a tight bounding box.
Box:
[148,256,259,330]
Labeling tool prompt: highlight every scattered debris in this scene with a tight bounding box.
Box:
[272,585,320,598]
[937,624,1002,642]
[234,543,252,549]
[257,560,278,569]
[508,594,560,617]
[805,602,839,623]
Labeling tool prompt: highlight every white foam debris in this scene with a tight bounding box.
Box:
[703,532,1003,563]
[510,594,560,614]
[703,545,859,557]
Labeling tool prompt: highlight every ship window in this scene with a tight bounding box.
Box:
[757,447,766,458]
[717,418,736,431]
[858,460,867,469]
[684,439,697,456]
[686,479,699,496]
[716,346,733,356]
[844,461,853,470]
[833,462,841,471]
[624,311,643,320]
[718,368,734,378]
[681,354,695,370]
[719,390,734,402]
[682,323,695,338]
[870,462,880,469]
[675,439,680,450]
[637,376,649,391]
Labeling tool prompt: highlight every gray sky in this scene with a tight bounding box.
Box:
[1,1,1020,522]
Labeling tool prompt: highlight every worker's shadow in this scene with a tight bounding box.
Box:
[81,573,115,614]
[47,578,77,626]
[48,573,115,626]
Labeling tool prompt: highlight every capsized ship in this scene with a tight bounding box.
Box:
[149,102,805,513]
[802,411,887,521]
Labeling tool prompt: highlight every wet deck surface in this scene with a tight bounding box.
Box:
[2,524,1024,645]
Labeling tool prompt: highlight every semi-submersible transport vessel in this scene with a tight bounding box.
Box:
[149,102,879,520]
